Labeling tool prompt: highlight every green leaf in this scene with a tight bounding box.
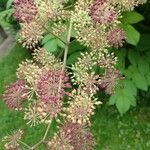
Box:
[115,48,127,69]
[109,94,118,105]
[146,72,150,86]
[128,49,140,65]
[132,71,148,91]
[68,41,85,54]
[122,11,144,24]
[136,34,150,51]
[43,39,58,52]
[122,24,140,46]
[6,0,14,9]
[109,84,137,114]
[115,89,131,115]
[138,58,150,75]
[67,52,81,65]
[42,34,54,45]
[56,39,65,48]
[123,80,137,96]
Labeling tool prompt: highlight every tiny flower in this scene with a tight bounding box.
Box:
[13,0,38,22]
[107,27,126,48]
[48,122,96,150]
[3,130,23,150]
[3,80,29,110]
[37,70,71,102]
[90,0,118,24]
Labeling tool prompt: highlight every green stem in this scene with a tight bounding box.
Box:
[18,140,31,149]
[62,20,73,71]
[58,19,73,93]
[28,122,51,150]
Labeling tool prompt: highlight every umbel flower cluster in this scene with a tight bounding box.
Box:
[2,0,146,149]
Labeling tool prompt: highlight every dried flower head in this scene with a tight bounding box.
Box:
[17,59,42,87]
[99,68,123,94]
[48,122,96,150]
[18,21,44,49]
[90,0,118,24]
[13,0,38,22]
[63,90,102,124]
[37,70,71,102]
[3,80,29,110]
[33,48,62,70]
[3,130,23,150]
[107,27,126,48]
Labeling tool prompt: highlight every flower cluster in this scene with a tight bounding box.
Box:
[33,48,62,70]
[90,0,118,24]
[17,59,42,87]
[99,68,123,95]
[109,0,147,11]
[2,80,29,110]
[2,130,23,150]
[48,122,96,150]
[63,89,102,124]
[18,20,45,49]
[2,0,147,149]
[107,27,126,48]
[37,70,71,102]
[13,0,38,22]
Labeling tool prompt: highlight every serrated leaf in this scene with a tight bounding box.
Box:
[122,24,140,46]
[132,71,148,91]
[43,39,58,52]
[68,41,85,54]
[67,52,81,65]
[138,58,150,75]
[42,34,54,44]
[122,11,144,24]
[128,50,140,65]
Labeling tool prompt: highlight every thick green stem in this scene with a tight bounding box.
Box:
[62,20,73,71]
[58,19,73,93]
